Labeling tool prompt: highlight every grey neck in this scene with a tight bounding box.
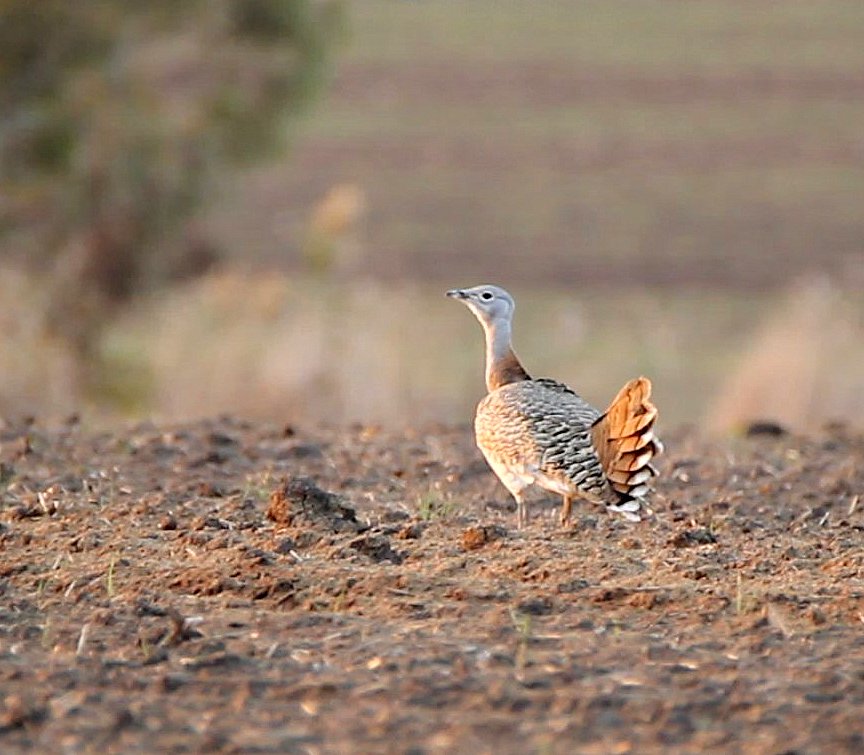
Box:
[482,318,530,391]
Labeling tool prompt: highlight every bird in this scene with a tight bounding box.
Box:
[447,284,662,528]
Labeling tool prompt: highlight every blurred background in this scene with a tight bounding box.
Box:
[1,0,864,433]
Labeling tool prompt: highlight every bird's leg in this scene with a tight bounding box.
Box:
[559,495,573,526]
[515,494,527,529]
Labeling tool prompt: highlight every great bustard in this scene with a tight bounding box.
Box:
[447,284,662,527]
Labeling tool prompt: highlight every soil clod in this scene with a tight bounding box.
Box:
[267,476,362,533]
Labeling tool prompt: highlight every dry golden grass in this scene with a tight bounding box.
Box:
[3,265,864,432]
[706,275,864,433]
[0,267,81,419]
[110,271,864,431]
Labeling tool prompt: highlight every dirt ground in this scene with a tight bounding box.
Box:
[1,416,864,753]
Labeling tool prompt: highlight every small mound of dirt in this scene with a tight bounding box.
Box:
[668,527,718,548]
[745,420,789,437]
[461,524,507,551]
[396,522,424,540]
[348,533,404,564]
[515,595,554,616]
[267,476,363,533]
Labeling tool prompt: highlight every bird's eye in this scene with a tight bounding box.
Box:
[480,291,494,301]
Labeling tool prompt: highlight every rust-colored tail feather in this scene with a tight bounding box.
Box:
[591,377,662,498]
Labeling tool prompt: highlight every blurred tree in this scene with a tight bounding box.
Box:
[0,0,344,358]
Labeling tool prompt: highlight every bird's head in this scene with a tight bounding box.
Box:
[446,284,515,328]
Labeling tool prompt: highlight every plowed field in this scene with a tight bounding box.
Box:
[1,418,863,753]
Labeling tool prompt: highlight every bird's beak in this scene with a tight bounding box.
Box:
[446,289,468,300]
